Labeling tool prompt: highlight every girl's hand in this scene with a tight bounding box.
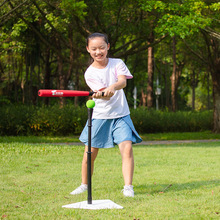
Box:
[92,75,126,100]
[92,90,103,98]
[92,90,110,100]
[103,85,116,98]
[102,75,126,98]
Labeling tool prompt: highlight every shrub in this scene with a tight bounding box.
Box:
[130,108,213,133]
[0,105,35,135]
[0,104,213,136]
[29,104,87,136]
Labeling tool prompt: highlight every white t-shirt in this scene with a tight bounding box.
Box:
[84,58,133,119]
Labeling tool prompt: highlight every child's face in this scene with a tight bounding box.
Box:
[86,37,110,64]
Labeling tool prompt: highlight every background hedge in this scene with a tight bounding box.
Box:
[0,105,213,136]
[131,108,213,133]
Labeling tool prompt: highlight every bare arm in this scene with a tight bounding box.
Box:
[92,75,127,99]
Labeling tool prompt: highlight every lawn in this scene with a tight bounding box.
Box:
[1,131,220,144]
[1,138,220,219]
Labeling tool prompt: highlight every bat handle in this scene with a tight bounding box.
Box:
[89,91,105,96]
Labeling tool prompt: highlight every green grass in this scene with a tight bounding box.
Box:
[1,131,220,144]
[140,131,220,141]
[1,138,220,219]
[0,136,80,143]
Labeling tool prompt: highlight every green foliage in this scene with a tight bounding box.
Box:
[187,82,213,110]
[131,108,212,133]
[0,105,213,136]
[0,96,11,105]
[29,104,87,136]
[0,0,218,112]
[60,0,87,20]
[0,105,34,136]
[11,19,28,38]
[140,0,215,38]
[0,104,88,136]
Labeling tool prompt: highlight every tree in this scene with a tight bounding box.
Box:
[0,0,89,105]
[202,31,220,132]
[141,0,220,131]
[0,0,219,134]
[182,3,220,132]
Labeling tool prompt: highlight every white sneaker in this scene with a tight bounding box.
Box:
[70,184,88,195]
[122,185,134,197]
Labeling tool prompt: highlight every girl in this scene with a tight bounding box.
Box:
[70,33,142,197]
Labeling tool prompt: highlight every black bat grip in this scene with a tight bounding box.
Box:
[89,91,105,96]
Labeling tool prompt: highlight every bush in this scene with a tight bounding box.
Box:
[0,104,87,136]
[0,104,213,136]
[0,105,35,135]
[29,104,88,136]
[130,108,213,133]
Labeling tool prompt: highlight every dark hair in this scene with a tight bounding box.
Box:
[86,32,109,46]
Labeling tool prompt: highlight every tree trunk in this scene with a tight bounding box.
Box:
[67,26,74,88]
[147,31,154,109]
[74,67,79,106]
[57,54,65,106]
[207,73,211,110]
[67,26,77,105]
[17,58,23,103]
[213,84,220,133]
[0,60,4,76]
[211,55,220,132]
[171,37,184,112]
[25,51,30,104]
[191,70,198,110]
[202,34,220,132]
[55,37,66,106]
[30,56,34,105]
[171,36,177,112]
[162,64,170,110]
[21,54,25,104]
[44,48,51,106]
[141,89,147,107]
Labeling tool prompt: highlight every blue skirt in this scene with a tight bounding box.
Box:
[79,114,142,148]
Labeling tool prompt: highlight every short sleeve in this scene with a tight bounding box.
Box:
[84,69,106,91]
[85,77,105,91]
[116,60,133,79]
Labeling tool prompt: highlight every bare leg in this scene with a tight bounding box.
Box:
[118,141,134,186]
[81,146,99,184]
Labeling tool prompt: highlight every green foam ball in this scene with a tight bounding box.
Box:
[86,100,95,108]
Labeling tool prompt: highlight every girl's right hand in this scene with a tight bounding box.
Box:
[92,90,110,100]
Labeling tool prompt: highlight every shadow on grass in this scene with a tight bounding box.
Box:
[135,179,220,195]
